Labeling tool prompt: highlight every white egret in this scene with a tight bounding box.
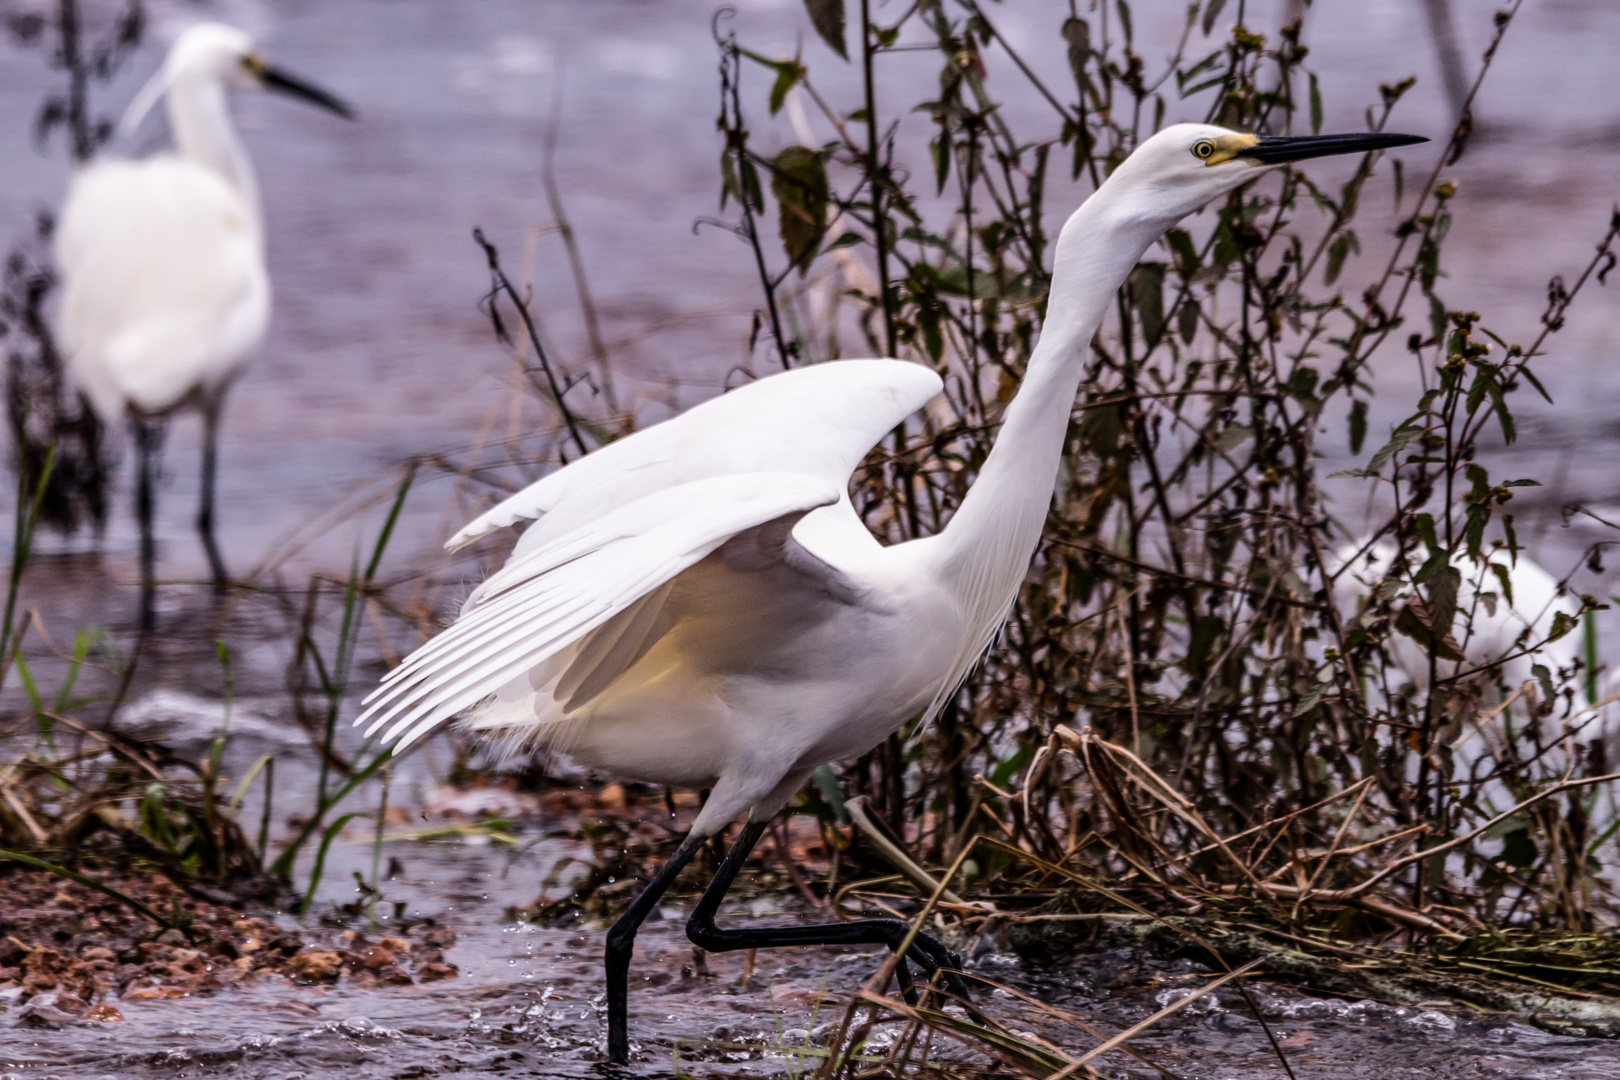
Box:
[1333,541,1612,816]
[55,22,352,629]
[1333,540,1583,696]
[357,123,1424,1061]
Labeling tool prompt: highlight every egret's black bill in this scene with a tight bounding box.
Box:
[1238,131,1425,164]
[260,65,354,120]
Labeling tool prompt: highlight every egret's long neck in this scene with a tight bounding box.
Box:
[934,185,1167,650]
[166,73,262,237]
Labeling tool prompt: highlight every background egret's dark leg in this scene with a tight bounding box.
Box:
[685,820,971,1002]
[132,417,164,631]
[605,830,704,1064]
[197,397,227,594]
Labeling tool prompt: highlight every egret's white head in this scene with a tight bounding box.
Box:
[165,23,259,86]
[119,21,352,141]
[1103,122,1425,226]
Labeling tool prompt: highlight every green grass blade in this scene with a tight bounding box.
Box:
[0,848,173,928]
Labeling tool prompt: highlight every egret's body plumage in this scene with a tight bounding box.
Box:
[368,359,960,830]
[54,22,349,626]
[358,122,1426,1062]
[59,154,268,421]
[1334,540,1582,694]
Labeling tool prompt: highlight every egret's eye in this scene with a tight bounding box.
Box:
[1193,140,1216,160]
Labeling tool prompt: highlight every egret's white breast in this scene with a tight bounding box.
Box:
[56,155,269,419]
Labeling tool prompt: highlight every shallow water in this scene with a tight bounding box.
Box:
[7,830,1620,1079]
[2,0,1619,595]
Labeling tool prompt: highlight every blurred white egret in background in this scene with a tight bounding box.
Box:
[1333,540,1584,697]
[1333,540,1615,817]
[356,123,1424,1062]
[55,22,352,629]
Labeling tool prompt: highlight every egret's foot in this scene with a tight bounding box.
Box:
[871,920,971,1004]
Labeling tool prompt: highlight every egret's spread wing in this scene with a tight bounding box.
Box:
[446,359,942,552]
[356,472,841,751]
[56,156,268,418]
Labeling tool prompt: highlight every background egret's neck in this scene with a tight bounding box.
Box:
[166,74,261,236]
[934,184,1169,652]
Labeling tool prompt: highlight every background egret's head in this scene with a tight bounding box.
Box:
[1104,121,1425,225]
[165,23,260,87]
[120,21,352,140]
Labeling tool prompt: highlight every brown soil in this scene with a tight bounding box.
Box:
[0,863,458,1026]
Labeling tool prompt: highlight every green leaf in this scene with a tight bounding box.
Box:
[1186,614,1225,678]
[719,149,740,210]
[1428,294,1447,343]
[1061,17,1092,94]
[1428,565,1462,643]
[768,61,804,116]
[812,764,848,823]
[1325,230,1359,286]
[1465,503,1489,560]
[1128,262,1167,348]
[1395,599,1465,661]
[772,146,828,272]
[919,302,944,362]
[740,156,765,214]
[1214,423,1252,453]
[1533,662,1556,706]
[990,744,1031,789]
[1497,827,1538,869]
[1348,398,1368,454]
[1166,228,1199,276]
[1291,682,1329,718]
[1360,421,1422,477]
[1201,0,1228,36]
[804,0,848,59]
[1489,560,1515,607]
[1414,512,1440,558]
[931,129,952,193]
[1288,365,1319,403]
[1178,296,1201,344]
[1308,72,1322,134]
[1520,364,1553,404]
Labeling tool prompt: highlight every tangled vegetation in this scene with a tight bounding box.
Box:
[688,0,1620,941]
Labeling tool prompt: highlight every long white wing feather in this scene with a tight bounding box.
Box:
[55,155,268,419]
[357,472,841,751]
[446,359,942,552]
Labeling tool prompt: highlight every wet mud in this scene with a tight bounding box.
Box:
[4,828,1620,1079]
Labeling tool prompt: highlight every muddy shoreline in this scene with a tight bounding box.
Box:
[5,798,1620,1078]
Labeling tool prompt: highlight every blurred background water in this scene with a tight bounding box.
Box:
[2,0,1618,600]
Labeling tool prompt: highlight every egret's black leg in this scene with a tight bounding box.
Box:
[132,418,164,631]
[605,831,705,1064]
[197,398,228,595]
[685,820,971,1003]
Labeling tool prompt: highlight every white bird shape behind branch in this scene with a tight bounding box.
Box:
[356,122,1425,1064]
[54,22,351,629]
